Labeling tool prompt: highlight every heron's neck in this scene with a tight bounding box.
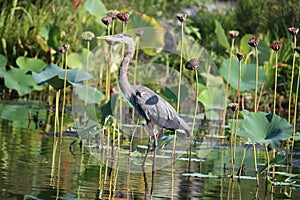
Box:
[118,50,135,99]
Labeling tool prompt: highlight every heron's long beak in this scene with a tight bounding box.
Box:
[97,36,110,40]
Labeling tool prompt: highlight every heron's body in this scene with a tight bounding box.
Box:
[99,34,190,136]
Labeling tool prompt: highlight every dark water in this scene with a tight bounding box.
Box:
[1,102,300,200]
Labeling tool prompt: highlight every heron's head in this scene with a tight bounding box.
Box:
[97,33,134,45]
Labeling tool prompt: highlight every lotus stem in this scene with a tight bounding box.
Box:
[273,52,278,114]
[225,38,235,99]
[191,71,199,136]
[233,59,242,175]
[238,145,247,180]
[188,70,199,173]
[60,52,68,136]
[254,47,259,112]
[223,38,236,136]
[230,110,236,180]
[292,58,300,149]
[176,20,184,112]
[264,144,270,179]
[84,40,90,126]
[54,89,60,137]
[288,35,297,123]
[253,144,259,186]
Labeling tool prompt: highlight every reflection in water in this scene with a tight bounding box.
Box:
[1,116,300,199]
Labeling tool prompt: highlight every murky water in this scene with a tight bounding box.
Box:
[1,102,300,200]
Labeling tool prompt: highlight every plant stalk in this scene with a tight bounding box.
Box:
[254,47,259,112]
[273,52,278,114]
[288,36,297,123]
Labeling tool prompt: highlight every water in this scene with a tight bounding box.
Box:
[1,102,300,199]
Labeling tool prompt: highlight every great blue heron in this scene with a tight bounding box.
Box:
[98,33,190,143]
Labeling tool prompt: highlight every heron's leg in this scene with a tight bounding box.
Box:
[142,136,152,166]
[151,127,158,197]
[153,127,159,147]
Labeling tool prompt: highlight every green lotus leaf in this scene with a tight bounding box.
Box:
[259,153,286,173]
[67,48,94,69]
[4,68,44,96]
[0,54,7,74]
[125,12,164,56]
[214,20,230,51]
[32,63,93,90]
[38,25,60,48]
[16,56,47,73]
[237,111,292,149]
[219,59,266,92]
[198,73,225,119]
[85,0,107,19]
[157,135,174,149]
[73,84,105,104]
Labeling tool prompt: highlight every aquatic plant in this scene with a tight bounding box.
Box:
[269,41,282,114]
[247,37,259,112]
[288,27,299,123]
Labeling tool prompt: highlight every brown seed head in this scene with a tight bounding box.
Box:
[288,27,299,36]
[294,46,300,54]
[57,46,65,53]
[248,37,259,48]
[81,31,95,41]
[229,30,239,38]
[228,103,239,112]
[185,58,198,70]
[107,12,117,20]
[117,12,130,22]
[57,44,70,53]
[236,52,244,61]
[135,29,144,37]
[101,16,112,26]
[176,12,187,23]
[270,42,282,52]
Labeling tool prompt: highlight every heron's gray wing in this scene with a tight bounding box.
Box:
[132,85,190,135]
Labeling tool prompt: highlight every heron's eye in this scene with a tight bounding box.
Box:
[136,91,146,97]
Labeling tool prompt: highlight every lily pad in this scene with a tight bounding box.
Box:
[219,59,266,92]
[16,56,47,73]
[32,63,93,90]
[4,68,44,96]
[237,112,292,149]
